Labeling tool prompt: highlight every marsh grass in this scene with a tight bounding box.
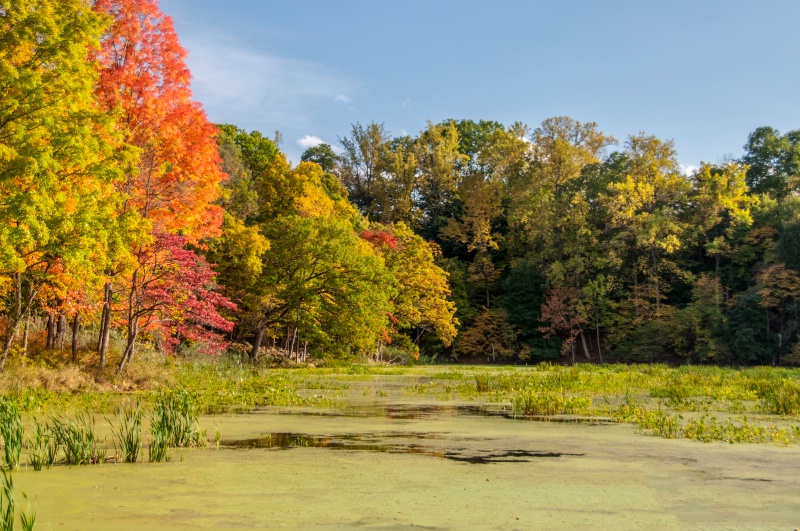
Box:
[0,400,22,470]
[109,404,142,463]
[0,469,35,531]
[512,390,592,416]
[152,388,206,448]
[682,414,800,444]
[51,412,104,465]
[26,419,58,471]
[474,374,492,392]
[759,380,800,415]
[632,409,682,439]
[0,469,12,531]
[148,431,171,463]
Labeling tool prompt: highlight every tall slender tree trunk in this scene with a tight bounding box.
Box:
[633,264,639,321]
[118,330,137,373]
[118,271,139,373]
[653,251,660,314]
[0,273,23,370]
[22,313,30,357]
[71,314,80,363]
[57,311,66,353]
[98,281,112,368]
[580,330,591,360]
[0,332,16,371]
[595,312,603,364]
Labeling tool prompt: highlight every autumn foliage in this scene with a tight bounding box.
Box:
[6,0,800,369]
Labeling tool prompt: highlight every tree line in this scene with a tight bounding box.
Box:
[307,119,800,366]
[2,0,798,368]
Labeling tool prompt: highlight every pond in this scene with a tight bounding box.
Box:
[12,373,800,529]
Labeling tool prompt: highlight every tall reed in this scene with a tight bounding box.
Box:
[0,469,35,531]
[148,430,171,463]
[51,412,103,465]
[0,399,22,470]
[0,469,12,531]
[110,404,142,463]
[151,388,206,448]
[26,418,58,471]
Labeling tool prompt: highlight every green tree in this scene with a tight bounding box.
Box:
[301,143,338,173]
[604,133,690,321]
[337,122,391,218]
[741,126,800,200]
[0,0,133,367]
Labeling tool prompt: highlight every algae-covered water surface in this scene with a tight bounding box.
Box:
[10,366,800,529]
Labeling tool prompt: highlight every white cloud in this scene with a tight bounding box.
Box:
[680,164,699,175]
[401,98,411,107]
[181,34,356,130]
[296,135,342,153]
[335,94,352,103]
[297,135,325,149]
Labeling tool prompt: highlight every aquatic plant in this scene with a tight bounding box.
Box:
[474,373,492,392]
[759,380,800,415]
[633,409,681,439]
[512,390,591,416]
[682,414,800,444]
[0,469,35,531]
[151,388,205,448]
[110,404,143,463]
[0,399,22,470]
[26,419,58,471]
[51,412,103,465]
[650,380,692,402]
[0,469,12,531]
[148,430,171,463]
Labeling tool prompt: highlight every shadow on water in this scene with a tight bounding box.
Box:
[221,432,583,464]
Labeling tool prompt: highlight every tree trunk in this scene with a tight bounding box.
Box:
[71,314,80,364]
[0,273,23,370]
[118,270,140,373]
[98,281,112,368]
[595,312,603,364]
[250,326,265,362]
[580,330,591,360]
[22,313,30,357]
[46,312,55,350]
[57,312,66,353]
[118,324,138,373]
[632,264,639,321]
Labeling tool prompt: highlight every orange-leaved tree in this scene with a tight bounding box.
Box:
[93,0,228,367]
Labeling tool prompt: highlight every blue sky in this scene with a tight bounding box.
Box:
[160,0,800,170]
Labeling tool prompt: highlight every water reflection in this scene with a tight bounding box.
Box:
[221,431,583,464]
